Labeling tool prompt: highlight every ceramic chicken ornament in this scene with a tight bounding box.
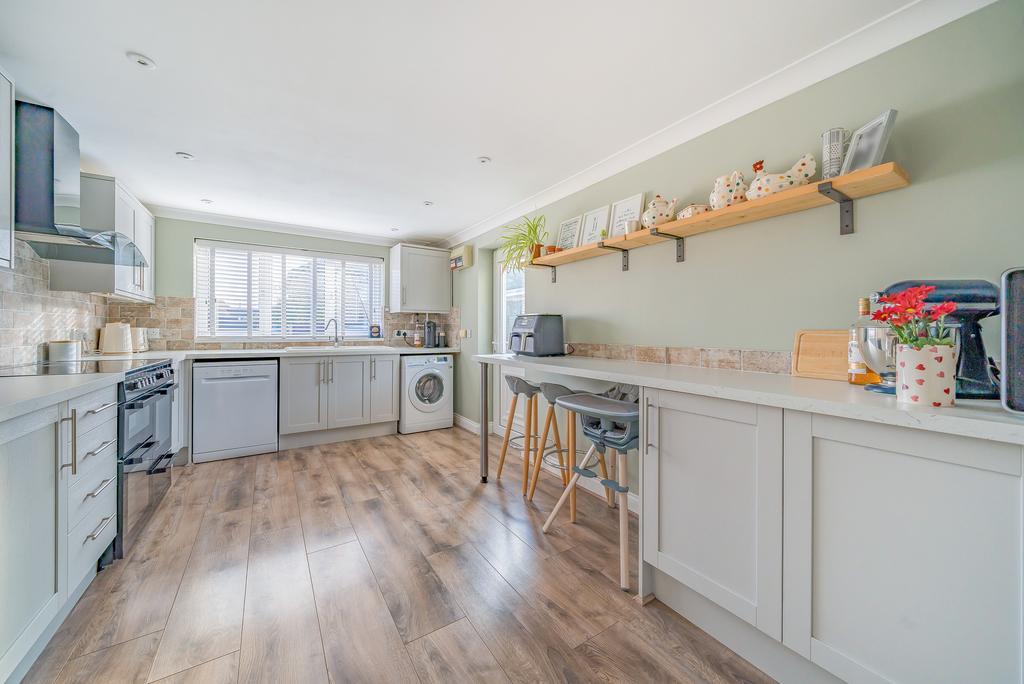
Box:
[745,153,817,200]
[709,171,747,210]
[641,195,678,229]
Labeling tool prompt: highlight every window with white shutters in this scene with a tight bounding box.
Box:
[194,239,384,340]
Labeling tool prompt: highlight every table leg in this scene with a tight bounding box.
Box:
[479,361,489,483]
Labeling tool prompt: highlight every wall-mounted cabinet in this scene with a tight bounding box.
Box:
[389,243,451,313]
[0,66,13,270]
[49,173,155,302]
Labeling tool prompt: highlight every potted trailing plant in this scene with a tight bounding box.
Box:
[871,285,957,406]
[498,215,547,271]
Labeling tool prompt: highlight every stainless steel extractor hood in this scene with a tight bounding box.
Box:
[13,101,143,266]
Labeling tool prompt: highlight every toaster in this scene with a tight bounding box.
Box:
[508,314,564,356]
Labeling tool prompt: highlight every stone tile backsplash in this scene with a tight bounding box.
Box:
[0,240,108,366]
[108,297,460,351]
[569,341,792,374]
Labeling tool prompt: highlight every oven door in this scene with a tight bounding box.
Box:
[116,384,174,558]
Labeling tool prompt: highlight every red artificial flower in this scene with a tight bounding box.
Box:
[928,301,956,320]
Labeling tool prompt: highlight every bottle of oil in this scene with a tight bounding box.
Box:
[849,297,882,385]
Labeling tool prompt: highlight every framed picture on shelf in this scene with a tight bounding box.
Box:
[579,205,610,245]
[555,215,583,250]
[841,109,897,175]
[608,193,644,237]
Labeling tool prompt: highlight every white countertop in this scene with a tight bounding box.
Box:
[0,345,459,424]
[100,345,460,365]
[475,353,1024,447]
[0,373,123,424]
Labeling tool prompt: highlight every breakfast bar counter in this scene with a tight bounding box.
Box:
[474,352,1024,479]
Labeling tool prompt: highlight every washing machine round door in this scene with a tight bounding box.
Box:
[410,368,448,413]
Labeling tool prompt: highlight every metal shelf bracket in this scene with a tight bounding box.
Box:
[649,228,685,262]
[818,182,854,235]
[598,242,629,271]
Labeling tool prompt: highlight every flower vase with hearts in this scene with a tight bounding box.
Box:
[871,285,958,407]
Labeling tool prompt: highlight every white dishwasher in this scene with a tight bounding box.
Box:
[192,359,279,463]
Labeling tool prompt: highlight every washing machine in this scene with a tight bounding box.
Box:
[399,354,454,433]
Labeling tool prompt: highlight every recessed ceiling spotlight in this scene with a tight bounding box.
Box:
[126,52,157,70]
[390,227,400,232]
[175,151,195,161]
[477,156,492,164]
[422,200,434,207]
[199,198,214,205]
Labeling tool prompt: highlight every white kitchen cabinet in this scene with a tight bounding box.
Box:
[133,203,155,300]
[369,356,399,423]
[0,66,13,271]
[280,357,329,434]
[0,405,68,683]
[389,244,451,313]
[280,354,402,435]
[643,389,783,640]
[52,173,155,302]
[782,411,1023,684]
[328,356,370,428]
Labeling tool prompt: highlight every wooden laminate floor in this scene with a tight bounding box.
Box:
[25,428,773,684]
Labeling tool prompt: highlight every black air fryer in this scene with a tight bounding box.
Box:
[883,280,1000,400]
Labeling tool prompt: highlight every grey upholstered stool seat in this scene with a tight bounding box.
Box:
[496,375,542,495]
[504,375,541,398]
[525,383,586,499]
[544,388,640,590]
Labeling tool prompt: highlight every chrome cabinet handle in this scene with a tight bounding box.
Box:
[401,286,407,305]
[85,476,115,499]
[371,358,376,381]
[319,360,325,384]
[85,401,117,416]
[86,514,115,541]
[60,409,78,474]
[330,361,334,384]
[84,438,116,460]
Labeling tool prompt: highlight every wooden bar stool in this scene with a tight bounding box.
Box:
[541,392,640,590]
[495,375,541,496]
[528,382,613,506]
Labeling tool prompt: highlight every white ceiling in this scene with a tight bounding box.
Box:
[0,0,986,245]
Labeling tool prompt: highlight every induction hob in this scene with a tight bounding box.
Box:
[0,357,171,377]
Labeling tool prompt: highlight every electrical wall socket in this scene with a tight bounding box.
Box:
[458,329,471,339]
[393,329,411,338]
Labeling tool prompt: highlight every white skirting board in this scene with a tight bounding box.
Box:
[278,421,397,450]
[454,413,641,514]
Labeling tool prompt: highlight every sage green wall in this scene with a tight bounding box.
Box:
[154,217,391,298]
[453,0,1022,422]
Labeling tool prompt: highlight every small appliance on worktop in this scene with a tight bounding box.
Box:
[508,314,564,356]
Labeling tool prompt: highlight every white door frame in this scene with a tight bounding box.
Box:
[492,254,526,436]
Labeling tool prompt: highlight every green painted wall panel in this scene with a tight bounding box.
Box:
[451,0,1023,421]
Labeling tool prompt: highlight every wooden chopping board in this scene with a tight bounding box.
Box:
[791,330,848,381]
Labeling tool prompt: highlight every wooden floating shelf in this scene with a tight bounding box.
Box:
[531,162,909,273]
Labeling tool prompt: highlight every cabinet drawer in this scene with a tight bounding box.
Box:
[70,418,117,485]
[67,455,117,531]
[67,485,116,591]
[68,386,118,437]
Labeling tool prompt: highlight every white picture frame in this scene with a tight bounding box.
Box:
[579,205,610,245]
[840,109,897,175]
[608,193,644,238]
[554,215,583,250]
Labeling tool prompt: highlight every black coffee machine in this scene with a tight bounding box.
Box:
[882,280,1000,400]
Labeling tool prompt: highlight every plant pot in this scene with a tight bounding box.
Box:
[544,245,557,255]
[896,344,956,407]
[531,244,542,261]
